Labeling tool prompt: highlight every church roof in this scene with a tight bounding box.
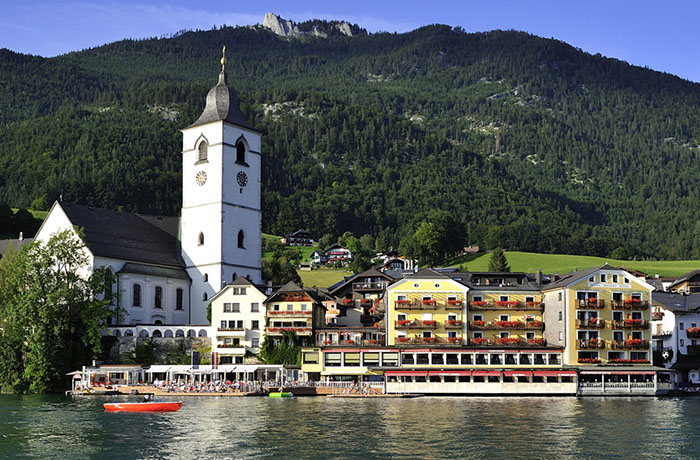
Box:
[187,69,258,131]
[59,202,183,268]
[117,262,189,280]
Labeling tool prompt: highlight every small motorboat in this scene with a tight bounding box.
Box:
[103,401,182,412]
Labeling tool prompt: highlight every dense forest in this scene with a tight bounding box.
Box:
[1,23,700,259]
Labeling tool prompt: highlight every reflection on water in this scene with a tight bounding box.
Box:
[0,395,698,459]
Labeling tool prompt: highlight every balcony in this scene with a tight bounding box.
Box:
[686,328,700,338]
[352,282,387,291]
[268,310,313,317]
[445,300,464,310]
[265,327,313,335]
[578,299,605,309]
[652,311,664,321]
[611,319,649,330]
[394,300,439,310]
[576,339,606,350]
[217,344,246,353]
[444,320,464,329]
[609,339,650,350]
[576,319,606,329]
[395,336,464,346]
[652,330,672,339]
[610,300,649,310]
[466,337,547,347]
[321,338,384,347]
[217,327,246,337]
[469,320,544,330]
[468,301,543,311]
[395,320,437,329]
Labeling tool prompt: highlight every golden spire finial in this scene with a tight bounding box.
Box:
[221,45,226,71]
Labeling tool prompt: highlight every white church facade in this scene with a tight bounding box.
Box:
[34,50,262,328]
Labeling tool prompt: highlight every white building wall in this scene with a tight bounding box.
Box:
[210,284,268,359]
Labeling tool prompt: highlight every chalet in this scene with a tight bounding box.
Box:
[324,244,352,265]
[667,269,700,294]
[282,229,314,246]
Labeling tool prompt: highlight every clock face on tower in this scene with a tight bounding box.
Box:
[196,171,207,186]
[237,171,248,187]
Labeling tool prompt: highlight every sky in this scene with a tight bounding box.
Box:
[2,0,699,83]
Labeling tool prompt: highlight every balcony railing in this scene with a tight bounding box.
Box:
[469,320,544,330]
[352,282,387,291]
[394,300,439,310]
[610,300,649,310]
[652,330,672,339]
[686,328,700,339]
[265,327,313,335]
[576,319,606,329]
[576,339,606,350]
[218,344,245,350]
[321,339,385,347]
[466,337,547,347]
[468,301,543,311]
[578,299,605,309]
[444,320,464,329]
[611,319,649,330]
[445,300,464,310]
[217,327,245,332]
[651,312,664,321]
[395,320,437,329]
[609,339,650,350]
[268,310,313,316]
[395,336,464,346]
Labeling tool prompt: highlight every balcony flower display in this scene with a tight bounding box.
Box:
[423,337,437,343]
[625,298,642,304]
[323,340,332,345]
[577,358,601,364]
[369,339,378,344]
[473,320,485,327]
[472,337,488,345]
[609,358,651,364]
[422,299,436,305]
[448,336,462,344]
[529,320,543,327]
[625,338,642,346]
[526,301,541,307]
[343,298,353,304]
[396,299,411,305]
[687,327,700,334]
[624,319,644,326]
[422,320,436,326]
[496,337,520,345]
[447,299,462,305]
[397,320,411,327]
[587,297,597,303]
[528,338,544,345]
[447,319,462,326]
[396,337,410,343]
[652,311,664,320]
[496,320,521,328]
[471,301,487,306]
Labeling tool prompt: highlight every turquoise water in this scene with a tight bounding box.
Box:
[0,395,698,459]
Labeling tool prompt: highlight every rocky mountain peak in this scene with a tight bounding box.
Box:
[262,12,363,38]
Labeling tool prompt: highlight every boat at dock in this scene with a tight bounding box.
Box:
[103,401,183,412]
[269,392,293,398]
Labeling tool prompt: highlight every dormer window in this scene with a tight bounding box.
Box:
[198,141,208,162]
[198,232,204,246]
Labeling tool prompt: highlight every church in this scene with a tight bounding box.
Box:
[34,50,262,326]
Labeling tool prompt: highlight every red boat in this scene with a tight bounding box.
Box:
[103,401,182,412]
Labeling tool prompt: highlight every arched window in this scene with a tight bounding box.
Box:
[154,286,163,309]
[236,141,245,163]
[204,273,208,282]
[203,292,208,301]
[198,232,204,246]
[133,284,142,307]
[198,141,208,162]
[238,229,245,248]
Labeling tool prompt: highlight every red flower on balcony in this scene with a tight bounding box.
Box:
[624,319,643,326]
[396,299,411,305]
[447,319,462,326]
[625,298,642,304]
[447,299,462,305]
[472,337,488,345]
[687,327,700,334]
[528,338,544,345]
[473,320,485,327]
[495,300,509,307]
[496,320,521,328]
[496,337,520,345]
[471,301,487,306]
[397,320,411,327]
[625,338,643,346]
[369,339,378,344]
[422,299,436,305]
[343,298,353,304]
[448,337,462,344]
[323,340,332,345]
[578,358,601,363]
[422,320,436,326]
[423,337,437,343]
[526,301,541,307]
[588,298,597,303]
[529,320,542,327]
[396,337,410,343]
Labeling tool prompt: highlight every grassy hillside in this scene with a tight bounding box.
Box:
[297,269,353,288]
[447,251,700,277]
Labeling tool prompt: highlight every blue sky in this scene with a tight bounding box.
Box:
[2,0,699,82]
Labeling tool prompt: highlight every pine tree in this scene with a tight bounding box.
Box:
[488,248,510,272]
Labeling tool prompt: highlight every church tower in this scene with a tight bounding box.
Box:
[180,47,262,324]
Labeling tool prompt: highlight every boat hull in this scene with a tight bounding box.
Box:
[103,401,182,412]
[269,392,293,398]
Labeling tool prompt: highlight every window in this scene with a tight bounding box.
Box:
[363,353,380,366]
[203,293,208,301]
[624,277,630,284]
[473,331,483,339]
[500,315,509,321]
[154,286,163,309]
[473,314,483,322]
[198,232,204,246]
[287,304,294,311]
[252,320,259,330]
[344,353,361,366]
[236,140,246,163]
[303,352,318,364]
[273,304,280,311]
[612,274,618,283]
[224,303,232,312]
[198,140,208,162]
[500,296,509,302]
[588,276,594,283]
[204,273,208,282]
[220,321,227,329]
[397,314,407,321]
[601,274,607,283]
[559,331,563,341]
[237,320,243,329]
[133,284,142,307]
[325,353,341,367]
[559,311,563,321]
[558,292,563,301]
[232,303,240,312]
[176,288,183,310]
[251,303,259,312]
[525,296,534,303]
[238,230,245,249]
[681,323,685,330]
[681,339,685,346]
[382,352,398,367]
[472,296,483,302]
[301,304,308,311]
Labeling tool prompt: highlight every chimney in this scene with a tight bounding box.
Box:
[18,232,23,241]
[536,269,542,285]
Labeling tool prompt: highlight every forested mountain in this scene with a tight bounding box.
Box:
[1,22,700,259]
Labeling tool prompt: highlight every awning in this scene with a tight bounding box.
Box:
[146,365,172,374]
[580,370,656,375]
[504,370,533,377]
[428,370,472,376]
[321,368,372,376]
[471,370,502,377]
[533,370,576,377]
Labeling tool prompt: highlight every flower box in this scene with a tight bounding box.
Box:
[473,320,485,327]
[422,299,436,305]
[588,298,598,303]
[578,358,601,364]
[448,337,462,344]
[625,339,643,346]
[624,319,644,326]
[396,337,410,343]
[472,337,488,345]
[423,337,437,343]
[496,337,520,345]
[397,320,411,327]
[447,299,462,305]
[446,320,463,326]
[343,299,353,304]
[422,320,436,326]
[496,320,521,328]
[527,338,544,345]
[396,299,411,305]
[471,301,487,306]
[369,339,378,344]
[625,298,642,304]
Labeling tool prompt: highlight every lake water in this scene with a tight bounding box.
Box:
[0,395,698,459]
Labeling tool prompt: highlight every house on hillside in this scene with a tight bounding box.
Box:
[667,269,700,294]
[324,244,353,266]
[652,292,700,386]
[282,229,314,246]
